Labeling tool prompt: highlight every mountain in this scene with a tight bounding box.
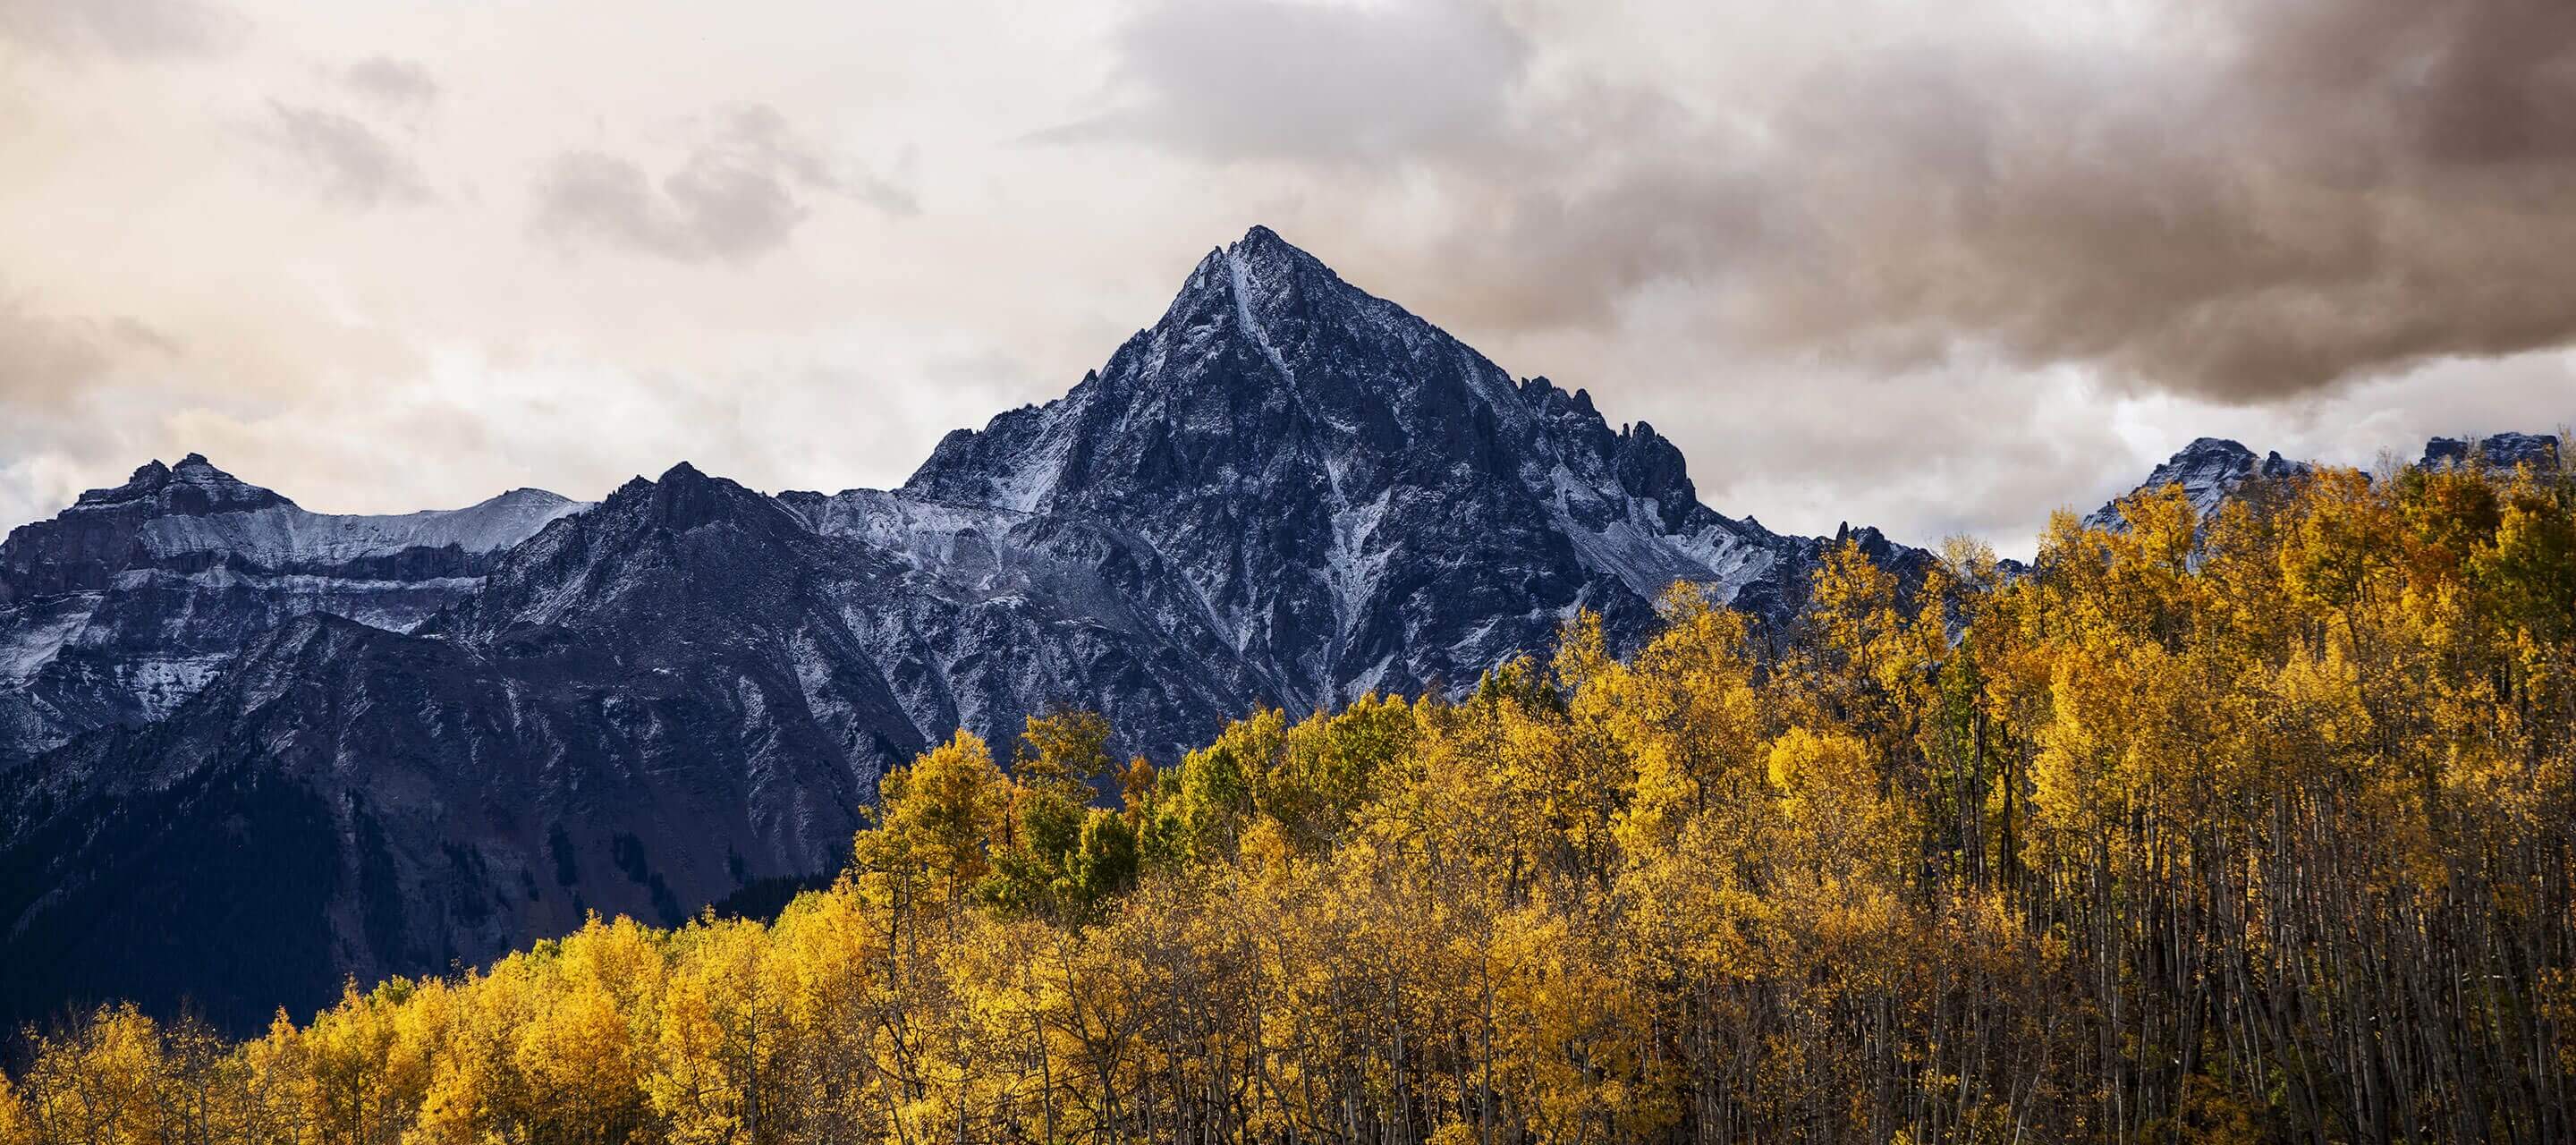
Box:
[2082,437,2311,530]
[2,226,1930,1032]
[0,468,890,1030]
[0,456,584,768]
[2421,432,2561,472]
[851,225,1906,712]
[2090,431,2564,531]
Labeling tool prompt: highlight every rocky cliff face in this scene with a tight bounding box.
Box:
[0,455,584,768]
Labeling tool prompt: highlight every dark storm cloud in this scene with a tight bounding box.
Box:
[531,104,913,265]
[265,101,432,207]
[1105,0,2576,403]
[0,0,239,59]
[1724,0,2576,402]
[1053,0,1528,164]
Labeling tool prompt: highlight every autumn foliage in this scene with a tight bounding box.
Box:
[4,458,2572,1143]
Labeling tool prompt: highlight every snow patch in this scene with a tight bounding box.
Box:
[0,594,100,685]
[1226,251,1296,384]
[1323,488,1394,639]
[138,489,588,565]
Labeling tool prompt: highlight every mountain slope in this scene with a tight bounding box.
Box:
[0,455,583,767]
[0,468,886,1030]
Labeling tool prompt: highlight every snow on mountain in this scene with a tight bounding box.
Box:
[2083,437,2313,530]
[0,455,585,765]
[2091,431,2564,535]
[139,484,582,568]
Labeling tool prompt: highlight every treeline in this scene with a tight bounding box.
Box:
[4,459,2572,1144]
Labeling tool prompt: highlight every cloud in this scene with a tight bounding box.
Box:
[109,316,182,356]
[263,101,432,207]
[340,56,437,114]
[0,0,239,59]
[531,104,913,264]
[1689,0,2576,402]
[0,296,113,406]
[1050,0,1527,164]
[1096,0,2576,403]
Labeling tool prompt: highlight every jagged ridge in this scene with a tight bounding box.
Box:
[0,455,584,767]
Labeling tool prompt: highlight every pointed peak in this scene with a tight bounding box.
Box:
[2174,437,2253,459]
[1224,225,1328,279]
[1230,224,1292,258]
[590,461,796,536]
[72,460,175,507]
[601,462,722,508]
[68,454,287,514]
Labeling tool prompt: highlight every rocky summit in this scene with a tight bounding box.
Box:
[2081,437,2311,530]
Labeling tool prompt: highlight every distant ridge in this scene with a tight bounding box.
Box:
[2089,430,2563,530]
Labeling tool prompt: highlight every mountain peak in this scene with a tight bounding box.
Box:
[2422,432,2561,471]
[64,454,289,516]
[2177,437,2253,458]
[72,460,174,507]
[2086,437,2309,530]
[1160,225,1338,344]
[1226,224,1322,277]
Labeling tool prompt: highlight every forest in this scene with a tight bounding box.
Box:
[2,458,2571,1144]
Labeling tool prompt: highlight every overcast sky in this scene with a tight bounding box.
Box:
[4,0,2571,556]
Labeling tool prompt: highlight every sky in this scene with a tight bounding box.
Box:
[3,0,2571,557]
